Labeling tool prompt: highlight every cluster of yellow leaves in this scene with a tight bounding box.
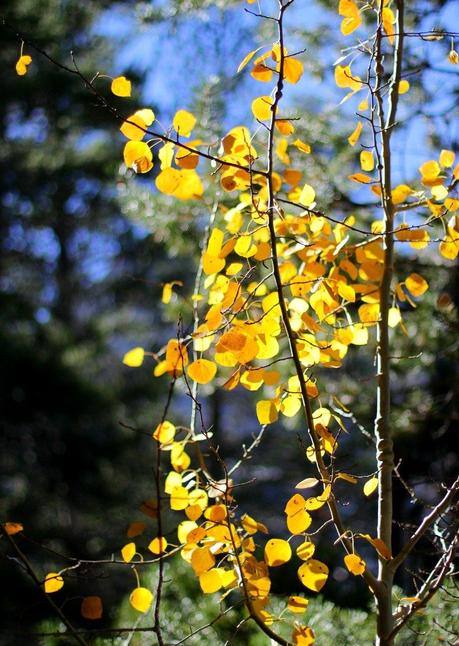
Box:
[238,42,304,86]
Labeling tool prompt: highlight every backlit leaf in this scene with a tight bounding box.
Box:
[111,76,131,97]
[363,476,378,497]
[123,347,144,367]
[129,587,153,613]
[44,572,64,593]
[344,553,366,575]
[287,595,309,613]
[252,96,274,121]
[121,542,136,563]
[173,110,196,137]
[16,55,32,76]
[264,538,292,567]
[187,359,217,384]
[298,559,329,592]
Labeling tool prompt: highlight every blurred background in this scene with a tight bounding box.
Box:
[1,0,458,643]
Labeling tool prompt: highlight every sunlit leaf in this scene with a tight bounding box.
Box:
[298,559,329,592]
[44,572,64,593]
[252,96,274,121]
[264,538,292,567]
[296,541,315,561]
[363,476,378,497]
[148,536,168,555]
[121,542,136,563]
[123,347,144,367]
[129,587,153,613]
[111,76,131,97]
[187,359,217,384]
[173,110,196,137]
[344,553,366,575]
[16,54,32,76]
[287,595,309,613]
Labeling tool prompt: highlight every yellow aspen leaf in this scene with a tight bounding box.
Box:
[177,520,197,544]
[122,347,144,367]
[296,541,315,561]
[348,172,372,184]
[156,168,180,195]
[264,538,292,567]
[341,13,361,36]
[304,485,331,511]
[130,587,153,613]
[15,55,32,76]
[159,142,175,170]
[153,420,176,444]
[241,513,268,535]
[111,76,131,97]
[81,596,103,620]
[360,150,374,172]
[284,57,304,84]
[419,160,441,181]
[298,560,329,592]
[121,542,136,563]
[285,493,305,515]
[162,280,182,304]
[207,227,224,255]
[256,400,278,425]
[147,536,167,555]
[165,339,188,376]
[3,522,23,535]
[398,80,410,95]
[281,396,302,418]
[287,510,312,535]
[431,184,448,201]
[299,183,316,206]
[277,138,290,165]
[120,110,154,140]
[363,476,378,497]
[185,504,203,521]
[295,478,319,490]
[344,553,366,575]
[439,239,458,260]
[44,572,64,593]
[251,62,273,82]
[170,446,190,473]
[405,273,429,297]
[388,307,401,328]
[339,0,361,35]
[382,7,396,44]
[293,139,311,154]
[123,141,153,173]
[199,568,223,593]
[360,534,392,560]
[276,120,295,136]
[191,548,215,575]
[127,522,145,538]
[170,485,189,510]
[187,359,217,384]
[165,471,182,494]
[252,96,274,121]
[173,110,196,137]
[288,596,309,613]
[237,46,264,73]
[292,625,315,646]
[348,121,363,146]
[335,65,362,91]
[439,149,455,168]
[449,49,459,64]
[202,253,225,275]
[205,504,227,522]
